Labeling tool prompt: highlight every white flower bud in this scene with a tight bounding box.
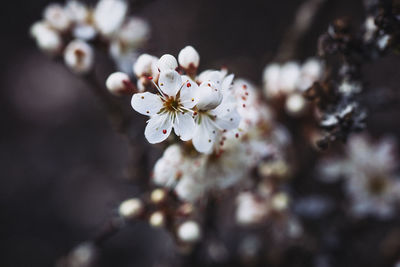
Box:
[118,198,143,219]
[43,4,72,32]
[178,46,200,69]
[30,22,62,55]
[157,54,178,72]
[271,193,290,211]
[196,81,223,111]
[133,54,159,78]
[106,72,135,96]
[279,61,301,93]
[150,188,167,204]
[177,221,202,243]
[149,211,165,228]
[94,0,128,37]
[73,24,97,41]
[64,40,94,74]
[285,93,307,116]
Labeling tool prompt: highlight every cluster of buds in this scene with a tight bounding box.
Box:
[30,0,150,74]
[118,188,202,246]
[263,59,324,116]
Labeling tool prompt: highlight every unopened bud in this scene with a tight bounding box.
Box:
[285,93,307,116]
[64,40,94,74]
[196,81,223,111]
[157,54,178,72]
[149,211,165,228]
[177,220,201,243]
[118,198,143,219]
[150,188,167,204]
[106,72,135,96]
[178,46,200,70]
[133,54,159,78]
[30,22,62,55]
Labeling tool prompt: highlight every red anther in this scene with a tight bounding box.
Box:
[235,133,239,138]
[242,84,247,89]
[187,83,192,87]
[162,129,167,134]
[193,111,198,116]
[147,76,153,80]
[242,96,247,101]
[245,92,249,96]
[242,104,246,108]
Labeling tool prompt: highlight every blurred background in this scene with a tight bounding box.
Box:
[1,0,400,266]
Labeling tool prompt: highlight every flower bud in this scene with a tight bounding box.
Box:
[64,40,94,74]
[118,198,144,219]
[262,63,281,97]
[133,54,159,78]
[65,0,89,23]
[30,22,62,55]
[117,17,150,47]
[177,221,202,243]
[178,46,200,70]
[285,93,307,116]
[149,211,165,228]
[43,4,72,32]
[150,188,167,204]
[279,62,300,93]
[94,0,128,37]
[106,72,135,96]
[196,81,223,111]
[157,54,178,72]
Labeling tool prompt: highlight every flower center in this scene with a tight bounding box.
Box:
[163,96,181,112]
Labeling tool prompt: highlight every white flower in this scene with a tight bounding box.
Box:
[94,0,128,37]
[298,58,323,91]
[178,46,200,69]
[279,61,301,93]
[106,72,134,95]
[133,53,159,78]
[177,221,202,243]
[118,198,143,219]
[30,22,62,55]
[43,4,72,32]
[152,144,185,186]
[157,54,178,72]
[131,70,198,143]
[192,71,240,153]
[64,40,94,74]
[117,17,150,48]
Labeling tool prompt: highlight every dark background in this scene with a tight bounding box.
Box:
[2,0,400,266]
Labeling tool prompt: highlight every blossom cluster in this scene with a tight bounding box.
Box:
[30,0,150,74]
[263,59,324,116]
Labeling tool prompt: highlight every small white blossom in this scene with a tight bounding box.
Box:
[131,69,198,143]
[65,0,89,23]
[94,0,128,37]
[178,45,200,70]
[236,192,269,225]
[118,198,143,219]
[149,211,165,228]
[133,53,159,78]
[117,17,150,48]
[64,40,94,74]
[285,93,307,115]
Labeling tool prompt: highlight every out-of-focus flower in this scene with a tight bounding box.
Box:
[93,0,128,37]
[118,198,144,219]
[236,192,269,225]
[44,4,72,32]
[30,22,63,55]
[64,40,94,74]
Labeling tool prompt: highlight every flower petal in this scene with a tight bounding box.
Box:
[174,112,196,141]
[158,70,182,97]
[144,114,172,144]
[131,92,163,116]
[180,78,199,109]
[221,73,234,94]
[192,116,218,153]
[213,108,240,130]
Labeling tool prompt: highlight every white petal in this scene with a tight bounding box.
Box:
[144,114,173,144]
[157,54,178,72]
[221,74,234,94]
[213,108,240,130]
[178,46,200,69]
[158,70,182,97]
[131,92,163,116]
[180,78,199,109]
[174,112,196,141]
[196,82,223,111]
[192,116,217,153]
